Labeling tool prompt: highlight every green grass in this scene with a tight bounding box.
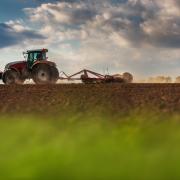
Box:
[0,111,180,179]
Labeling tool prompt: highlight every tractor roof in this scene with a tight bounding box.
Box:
[26,49,48,53]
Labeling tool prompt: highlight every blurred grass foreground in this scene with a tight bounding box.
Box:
[0,111,180,179]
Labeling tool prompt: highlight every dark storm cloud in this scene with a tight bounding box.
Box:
[0,23,45,48]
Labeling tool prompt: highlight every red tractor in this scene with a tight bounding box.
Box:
[1,49,59,85]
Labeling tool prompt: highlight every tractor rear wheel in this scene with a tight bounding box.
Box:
[32,64,59,84]
[50,66,59,84]
[32,64,51,84]
[2,69,23,85]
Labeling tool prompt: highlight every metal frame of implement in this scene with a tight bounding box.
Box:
[59,69,125,84]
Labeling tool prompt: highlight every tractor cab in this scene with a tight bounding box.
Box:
[24,49,48,68]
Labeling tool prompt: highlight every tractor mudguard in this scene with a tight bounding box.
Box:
[32,61,56,69]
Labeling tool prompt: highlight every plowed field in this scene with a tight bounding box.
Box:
[0,83,180,179]
[0,83,179,114]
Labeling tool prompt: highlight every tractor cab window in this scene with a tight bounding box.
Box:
[28,52,34,62]
[27,51,46,67]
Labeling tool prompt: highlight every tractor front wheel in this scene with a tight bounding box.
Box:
[2,69,23,85]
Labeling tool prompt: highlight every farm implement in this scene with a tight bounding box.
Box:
[0,49,133,85]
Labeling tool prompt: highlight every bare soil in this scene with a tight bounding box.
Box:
[0,83,179,114]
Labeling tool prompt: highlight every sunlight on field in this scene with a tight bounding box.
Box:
[0,111,180,179]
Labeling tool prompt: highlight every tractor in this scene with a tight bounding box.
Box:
[1,49,59,85]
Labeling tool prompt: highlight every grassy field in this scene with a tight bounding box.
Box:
[1,111,180,179]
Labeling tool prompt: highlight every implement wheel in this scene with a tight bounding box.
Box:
[123,72,133,83]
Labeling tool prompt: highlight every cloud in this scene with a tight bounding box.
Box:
[0,21,45,48]
[24,2,97,25]
[24,0,180,48]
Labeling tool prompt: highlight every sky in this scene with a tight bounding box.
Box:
[0,0,180,79]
